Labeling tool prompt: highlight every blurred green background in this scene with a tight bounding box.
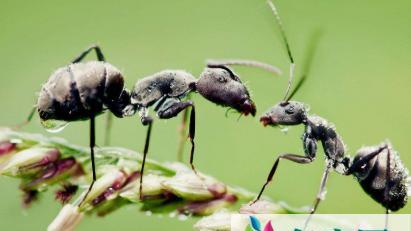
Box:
[1,0,410,230]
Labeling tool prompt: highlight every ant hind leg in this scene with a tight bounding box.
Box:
[156,99,198,175]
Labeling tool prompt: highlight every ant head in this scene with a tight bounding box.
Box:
[197,66,256,116]
[260,101,306,126]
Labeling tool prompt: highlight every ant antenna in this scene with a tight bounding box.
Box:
[286,30,322,101]
[267,0,295,101]
[207,64,241,81]
[206,59,282,76]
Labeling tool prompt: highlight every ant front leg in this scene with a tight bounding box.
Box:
[253,153,314,203]
[156,98,198,174]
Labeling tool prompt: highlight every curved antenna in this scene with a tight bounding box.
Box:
[206,59,282,76]
[267,0,295,101]
[207,63,241,82]
[286,30,322,101]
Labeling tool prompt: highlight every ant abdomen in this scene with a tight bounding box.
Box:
[37,61,125,122]
[351,144,408,211]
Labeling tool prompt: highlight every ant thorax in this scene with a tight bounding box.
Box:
[305,114,347,172]
[131,70,196,107]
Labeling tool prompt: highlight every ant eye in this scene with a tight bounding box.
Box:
[360,163,367,170]
[217,76,227,83]
[357,162,369,176]
[285,105,295,114]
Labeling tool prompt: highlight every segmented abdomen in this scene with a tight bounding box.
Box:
[358,146,408,211]
[37,61,124,121]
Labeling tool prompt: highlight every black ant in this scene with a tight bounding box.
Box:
[24,45,131,205]
[214,0,409,229]
[123,60,282,199]
[20,45,283,202]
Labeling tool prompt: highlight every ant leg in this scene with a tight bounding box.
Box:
[104,112,113,146]
[188,105,196,174]
[177,108,189,162]
[303,162,332,230]
[310,162,332,214]
[253,153,313,203]
[71,45,112,145]
[156,99,197,174]
[79,113,97,206]
[384,147,391,231]
[71,45,105,63]
[139,115,153,201]
[14,106,36,129]
[385,208,389,231]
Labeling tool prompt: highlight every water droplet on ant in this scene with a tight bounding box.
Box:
[40,119,69,133]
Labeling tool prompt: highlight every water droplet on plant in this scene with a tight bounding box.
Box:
[177,214,188,221]
[40,119,69,133]
[10,138,22,144]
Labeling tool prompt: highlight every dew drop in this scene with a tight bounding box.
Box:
[145,211,152,216]
[177,214,188,221]
[169,212,177,218]
[40,119,69,133]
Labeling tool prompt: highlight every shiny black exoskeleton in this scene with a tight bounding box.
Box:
[38,61,130,121]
